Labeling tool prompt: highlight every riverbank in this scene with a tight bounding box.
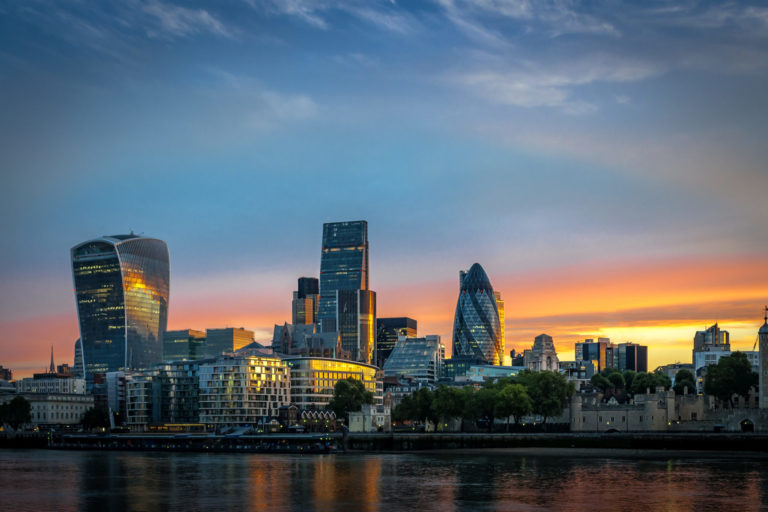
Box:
[7,431,765,453]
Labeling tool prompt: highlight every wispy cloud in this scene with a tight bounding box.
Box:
[141,1,233,39]
[254,0,418,33]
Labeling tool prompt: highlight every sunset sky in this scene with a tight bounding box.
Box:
[2,1,767,377]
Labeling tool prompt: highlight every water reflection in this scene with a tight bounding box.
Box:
[0,450,765,511]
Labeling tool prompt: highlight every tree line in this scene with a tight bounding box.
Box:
[393,370,575,431]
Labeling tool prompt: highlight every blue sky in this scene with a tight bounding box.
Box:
[1,0,767,374]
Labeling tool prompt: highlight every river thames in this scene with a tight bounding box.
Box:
[1,449,766,511]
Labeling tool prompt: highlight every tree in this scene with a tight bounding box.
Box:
[673,369,696,395]
[494,383,533,430]
[622,370,636,393]
[590,374,611,392]
[607,372,626,391]
[631,372,655,395]
[432,386,465,430]
[474,386,499,432]
[0,396,32,430]
[81,406,111,430]
[704,352,758,407]
[519,371,574,424]
[327,378,373,422]
[653,370,672,390]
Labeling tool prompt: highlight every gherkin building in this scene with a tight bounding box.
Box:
[452,263,503,365]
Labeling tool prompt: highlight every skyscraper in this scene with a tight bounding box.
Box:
[376,317,417,368]
[292,277,319,325]
[452,263,503,365]
[71,234,170,382]
[317,221,376,364]
[759,307,768,409]
[205,327,254,356]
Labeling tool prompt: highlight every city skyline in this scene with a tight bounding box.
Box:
[2,1,768,376]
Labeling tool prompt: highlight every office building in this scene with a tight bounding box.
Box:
[9,393,95,427]
[452,263,503,365]
[198,355,290,427]
[283,357,382,410]
[19,349,86,394]
[205,327,254,357]
[616,342,648,372]
[494,291,505,362]
[0,366,12,381]
[272,323,346,359]
[376,317,417,368]
[71,234,170,382]
[693,323,730,363]
[317,221,376,364]
[163,329,206,362]
[292,277,319,325]
[575,338,613,371]
[382,335,443,383]
[73,339,84,378]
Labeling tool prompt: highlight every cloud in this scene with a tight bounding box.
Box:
[141,1,233,39]
[254,0,418,33]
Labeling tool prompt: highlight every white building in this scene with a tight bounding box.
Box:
[349,403,391,432]
[198,355,290,427]
[17,377,85,395]
[10,393,95,427]
[523,334,559,372]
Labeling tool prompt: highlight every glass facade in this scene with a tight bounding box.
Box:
[284,357,382,410]
[71,235,169,383]
[163,329,206,362]
[318,221,369,333]
[452,263,503,365]
[376,317,417,368]
[204,327,254,357]
[382,335,442,383]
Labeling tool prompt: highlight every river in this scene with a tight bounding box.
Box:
[0,449,765,511]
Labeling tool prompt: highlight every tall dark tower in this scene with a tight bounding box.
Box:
[71,234,170,383]
[452,263,503,366]
[759,306,768,409]
[317,221,376,364]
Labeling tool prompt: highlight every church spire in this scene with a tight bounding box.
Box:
[49,346,55,373]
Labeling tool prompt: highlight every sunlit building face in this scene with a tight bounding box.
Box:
[452,263,503,366]
[71,235,170,382]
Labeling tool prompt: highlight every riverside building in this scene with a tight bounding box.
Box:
[71,234,170,384]
[452,263,504,365]
[382,335,443,384]
[375,317,417,368]
[283,357,382,410]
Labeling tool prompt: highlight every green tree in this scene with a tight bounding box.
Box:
[631,372,655,394]
[623,370,636,393]
[607,372,626,390]
[432,386,465,430]
[590,373,611,392]
[327,378,374,422]
[653,370,672,390]
[704,352,758,407]
[494,383,533,431]
[81,406,111,430]
[519,370,574,424]
[0,396,32,430]
[673,369,696,395]
[474,386,499,432]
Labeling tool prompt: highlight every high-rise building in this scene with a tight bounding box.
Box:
[382,335,443,383]
[292,277,319,325]
[317,221,376,364]
[205,327,254,357]
[494,291,505,362]
[71,234,170,383]
[163,329,206,362]
[452,263,503,365]
[759,307,768,409]
[616,342,648,372]
[692,323,730,364]
[376,317,417,368]
[575,338,613,371]
[73,338,84,379]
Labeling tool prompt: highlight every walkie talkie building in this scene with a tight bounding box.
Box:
[71,234,170,382]
[452,263,503,366]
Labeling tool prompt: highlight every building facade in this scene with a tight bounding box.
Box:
[18,376,86,395]
[375,317,417,368]
[71,234,170,382]
[317,221,376,364]
[21,393,94,427]
[760,309,768,409]
[523,334,559,372]
[382,335,443,383]
[198,356,290,427]
[616,342,648,372]
[205,327,254,357]
[693,323,730,363]
[452,263,503,366]
[575,338,613,371]
[283,357,382,410]
[163,329,206,362]
[292,277,319,325]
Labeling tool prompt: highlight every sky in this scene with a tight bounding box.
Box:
[1,0,767,377]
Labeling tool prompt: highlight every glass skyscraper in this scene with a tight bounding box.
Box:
[317,221,376,364]
[376,317,417,368]
[71,234,170,382]
[452,263,503,366]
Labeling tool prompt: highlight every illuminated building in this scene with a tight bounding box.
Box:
[163,329,206,362]
[317,221,377,364]
[759,308,768,409]
[382,335,442,383]
[451,263,503,365]
[292,277,319,325]
[376,317,417,368]
[205,327,254,356]
[494,291,505,362]
[71,234,170,383]
[692,323,730,363]
[575,338,613,371]
[198,355,290,426]
[283,357,382,410]
[523,334,559,371]
[616,342,648,372]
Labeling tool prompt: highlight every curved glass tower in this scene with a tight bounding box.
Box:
[71,235,170,381]
[452,263,503,365]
